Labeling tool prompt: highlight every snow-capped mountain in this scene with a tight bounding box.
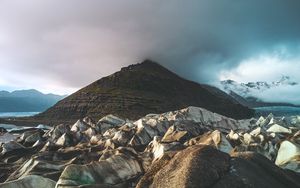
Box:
[220,76,298,98]
[272,76,298,86]
[220,76,299,108]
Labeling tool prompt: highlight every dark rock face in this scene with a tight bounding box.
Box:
[137,145,231,188]
[36,60,253,124]
[223,152,300,188]
[137,146,300,188]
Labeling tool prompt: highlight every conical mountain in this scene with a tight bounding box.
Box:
[36,60,254,123]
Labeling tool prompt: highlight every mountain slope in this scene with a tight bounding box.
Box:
[0,89,65,112]
[36,60,254,122]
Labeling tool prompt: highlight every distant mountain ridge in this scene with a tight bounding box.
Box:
[35,60,254,124]
[220,76,299,108]
[0,89,66,112]
[221,76,298,97]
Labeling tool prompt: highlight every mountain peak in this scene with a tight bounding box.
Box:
[273,75,298,86]
[140,59,159,65]
[11,89,43,96]
[36,61,254,123]
[120,59,170,74]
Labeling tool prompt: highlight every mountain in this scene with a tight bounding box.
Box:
[221,76,298,97]
[228,91,299,108]
[35,60,254,123]
[0,89,66,112]
[220,76,299,108]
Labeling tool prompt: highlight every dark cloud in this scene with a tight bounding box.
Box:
[0,0,300,95]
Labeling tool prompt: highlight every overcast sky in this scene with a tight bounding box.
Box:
[0,0,300,103]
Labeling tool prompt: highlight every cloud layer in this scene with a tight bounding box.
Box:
[0,0,300,96]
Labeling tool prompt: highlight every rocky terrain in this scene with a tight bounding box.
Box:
[0,106,300,188]
[33,60,253,125]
